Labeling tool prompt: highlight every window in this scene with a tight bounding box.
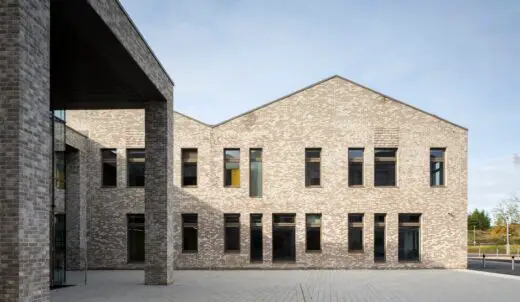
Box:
[127,214,144,262]
[430,148,445,186]
[272,214,296,262]
[224,149,240,187]
[101,149,117,187]
[306,214,321,251]
[399,214,421,262]
[182,214,198,253]
[55,151,66,189]
[374,148,396,186]
[348,148,364,186]
[348,214,364,252]
[127,149,145,187]
[224,214,240,252]
[305,148,321,186]
[250,214,263,262]
[182,149,198,186]
[249,149,263,197]
[374,214,386,262]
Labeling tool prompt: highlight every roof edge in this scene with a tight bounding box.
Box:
[174,111,213,127]
[175,74,468,131]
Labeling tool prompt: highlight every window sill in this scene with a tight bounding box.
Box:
[348,185,364,188]
[374,186,398,188]
[224,250,241,254]
[305,250,322,253]
[224,186,241,188]
[127,186,145,188]
[249,195,263,198]
[182,185,198,188]
[305,185,322,188]
[374,259,386,263]
[101,186,117,189]
[398,260,421,263]
[431,185,447,188]
[348,250,364,254]
[181,251,198,254]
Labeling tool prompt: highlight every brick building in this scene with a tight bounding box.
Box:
[62,75,468,271]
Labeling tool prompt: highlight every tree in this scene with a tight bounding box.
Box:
[492,196,520,226]
[467,209,491,230]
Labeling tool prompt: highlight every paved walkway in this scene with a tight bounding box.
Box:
[52,269,520,302]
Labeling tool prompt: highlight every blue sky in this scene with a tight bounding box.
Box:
[120,0,520,213]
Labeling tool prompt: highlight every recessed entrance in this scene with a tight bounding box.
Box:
[272,214,296,262]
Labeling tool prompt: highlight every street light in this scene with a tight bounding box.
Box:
[506,216,511,255]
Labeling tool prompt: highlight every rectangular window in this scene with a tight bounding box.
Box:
[127,149,145,187]
[374,148,396,187]
[182,149,198,186]
[224,149,240,187]
[182,214,198,253]
[348,214,364,252]
[305,148,321,186]
[55,151,66,189]
[398,214,421,262]
[249,149,263,197]
[430,148,445,186]
[306,214,321,251]
[127,214,145,262]
[374,214,386,262]
[101,149,117,187]
[272,214,296,262]
[250,214,263,262]
[348,148,364,186]
[224,214,240,252]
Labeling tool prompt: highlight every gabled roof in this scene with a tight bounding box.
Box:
[175,75,467,131]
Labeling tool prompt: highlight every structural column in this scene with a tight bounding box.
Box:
[144,99,174,285]
[0,0,51,301]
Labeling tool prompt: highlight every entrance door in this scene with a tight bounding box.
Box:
[272,214,296,262]
[250,214,263,262]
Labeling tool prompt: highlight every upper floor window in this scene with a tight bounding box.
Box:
[54,151,66,189]
[102,149,117,187]
[224,149,240,187]
[182,149,198,187]
[374,148,396,187]
[127,149,145,187]
[348,148,364,186]
[430,148,445,186]
[305,148,321,186]
[250,149,263,197]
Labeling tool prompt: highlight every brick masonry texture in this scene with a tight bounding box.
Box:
[0,0,51,301]
[65,76,468,270]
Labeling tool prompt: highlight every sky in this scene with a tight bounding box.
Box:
[120,0,520,213]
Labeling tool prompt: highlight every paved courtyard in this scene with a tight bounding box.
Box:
[52,269,520,302]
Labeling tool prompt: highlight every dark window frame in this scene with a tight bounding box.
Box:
[348,148,364,187]
[224,148,240,188]
[127,149,145,187]
[374,213,386,262]
[127,213,145,263]
[398,213,421,262]
[305,213,322,252]
[348,213,364,252]
[181,148,198,187]
[374,148,397,187]
[430,148,445,187]
[101,148,117,187]
[182,213,198,253]
[224,213,241,252]
[249,148,263,197]
[305,148,321,187]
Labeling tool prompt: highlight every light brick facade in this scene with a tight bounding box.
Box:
[65,75,467,270]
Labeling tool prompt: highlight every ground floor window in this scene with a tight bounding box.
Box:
[374,214,386,262]
[224,214,240,252]
[250,214,263,262]
[306,214,321,252]
[182,214,198,252]
[398,214,421,262]
[272,214,296,262]
[127,214,145,262]
[348,214,364,252]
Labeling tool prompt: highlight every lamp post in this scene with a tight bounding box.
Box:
[473,225,476,246]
